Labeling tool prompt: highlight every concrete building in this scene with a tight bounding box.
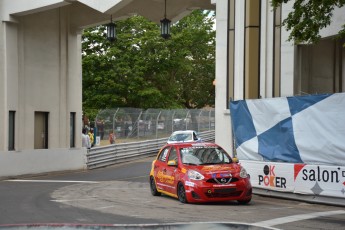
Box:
[0,0,344,177]
[214,0,345,154]
[0,0,215,177]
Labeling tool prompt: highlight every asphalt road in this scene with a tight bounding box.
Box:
[0,156,345,230]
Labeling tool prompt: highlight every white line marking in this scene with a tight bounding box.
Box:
[254,210,345,227]
[103,187,148,190]
[96,205,118,210]
[51,198,97,203]
[5,179,99,184]
[117,175,148,180]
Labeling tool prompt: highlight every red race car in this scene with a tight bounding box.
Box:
[149,142,252,204]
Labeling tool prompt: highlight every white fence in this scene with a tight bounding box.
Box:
[91,108,215,142]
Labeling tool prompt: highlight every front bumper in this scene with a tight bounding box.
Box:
[184,178,252,203]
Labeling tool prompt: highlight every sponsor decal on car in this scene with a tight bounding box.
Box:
[201,165,233,172]
[213,184,236,187]
[157,171,175,185]
[185,181,195,187]
[212,173,232,178]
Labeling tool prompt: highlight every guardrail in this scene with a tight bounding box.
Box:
[86,130,215,169]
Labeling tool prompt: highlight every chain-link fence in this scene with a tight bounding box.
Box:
[92,108,215,142]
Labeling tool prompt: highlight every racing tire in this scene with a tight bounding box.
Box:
[177,182,188,203]
[237,198,251,205]
[150,176,161,196]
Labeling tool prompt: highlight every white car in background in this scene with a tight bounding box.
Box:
[167,130,202,144]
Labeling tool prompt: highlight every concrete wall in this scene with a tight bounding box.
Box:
[280,2,295,97]
[214,0,233,154]
[0,148,87,178]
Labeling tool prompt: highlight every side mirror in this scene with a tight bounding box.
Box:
[167,160,178,166]
[232,157,239,163]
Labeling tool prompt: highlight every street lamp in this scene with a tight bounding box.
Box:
[160,0,171,39]
[107,15,116,42]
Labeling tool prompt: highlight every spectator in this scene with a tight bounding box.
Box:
[82,128,91,149]
[88,128,95,147]
[109,131,116,144]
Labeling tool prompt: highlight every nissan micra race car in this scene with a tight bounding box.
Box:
[149,142,252,204]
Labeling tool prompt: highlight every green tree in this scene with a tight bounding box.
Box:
[82,10,215,120]
[168,10,215,109]
[271,0,345,44]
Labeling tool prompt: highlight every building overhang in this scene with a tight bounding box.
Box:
[2,0,215,28]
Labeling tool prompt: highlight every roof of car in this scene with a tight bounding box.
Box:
[166,142,217,147]
[171,130,197,134]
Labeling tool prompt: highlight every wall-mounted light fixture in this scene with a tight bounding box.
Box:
[160,0,171,39]
[107,15,116,42]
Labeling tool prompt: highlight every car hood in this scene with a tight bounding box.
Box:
[183,163,242,177]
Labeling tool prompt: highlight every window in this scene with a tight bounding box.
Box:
[295,38,343,95]
[70,112,76,148]
[158,147,170,162]
[273,5,282,97]
[8,111,15,151]
[193,132,198,141]
[180,147,231,165]
[227,0,235,107]
[168,147,178,163]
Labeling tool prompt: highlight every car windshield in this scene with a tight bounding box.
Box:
[180,146,232,165]
[169,133,193,142]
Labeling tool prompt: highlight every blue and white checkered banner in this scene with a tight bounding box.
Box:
[230,93,345,165]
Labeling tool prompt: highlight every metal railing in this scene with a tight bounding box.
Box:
[86,130,215,169]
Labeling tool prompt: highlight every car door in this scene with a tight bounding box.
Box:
[153,146,171,192]
[164,147,179,195]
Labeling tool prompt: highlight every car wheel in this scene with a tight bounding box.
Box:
[150,176,161,196]
[237,198,251,204]
[177,183,188,203]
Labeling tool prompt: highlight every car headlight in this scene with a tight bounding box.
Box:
[187,170,204,180]
[240,167,248,178]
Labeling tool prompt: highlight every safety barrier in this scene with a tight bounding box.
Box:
[86,130,215,169]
